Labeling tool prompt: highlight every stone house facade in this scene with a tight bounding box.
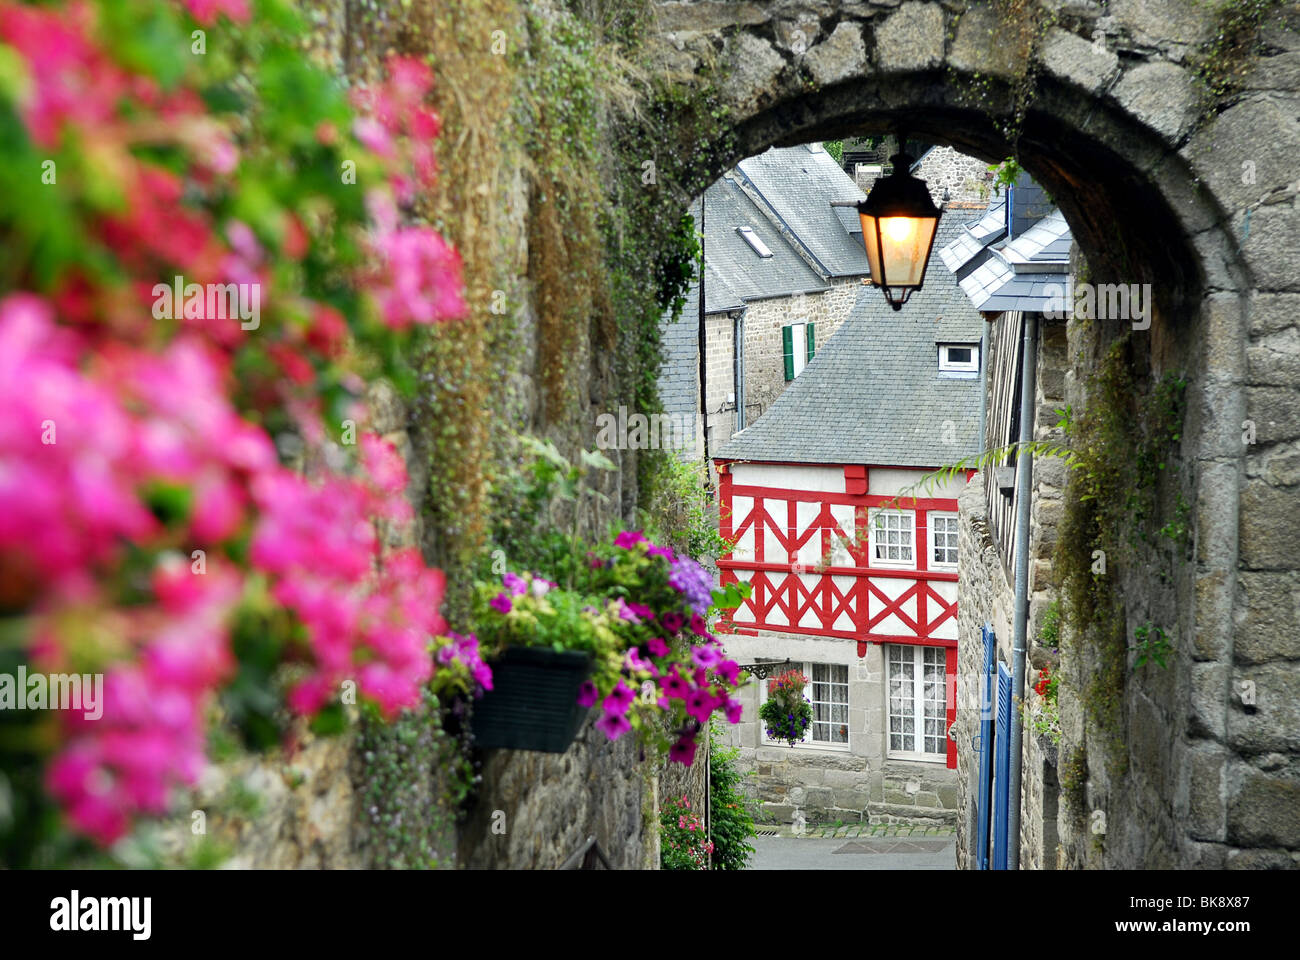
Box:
[712,206,990,826]
[658,144,872,463]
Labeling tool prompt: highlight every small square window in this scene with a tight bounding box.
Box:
[939,343,980,376]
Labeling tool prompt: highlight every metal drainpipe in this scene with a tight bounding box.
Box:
[1006,310,1038,870]
[978,329,988,456]
[698,194,709,466]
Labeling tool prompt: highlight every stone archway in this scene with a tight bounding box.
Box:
[645,1,1300,867]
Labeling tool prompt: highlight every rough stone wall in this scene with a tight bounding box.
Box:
[735,280,864,427]
[912,145,996,204]
[645,0,1300,870]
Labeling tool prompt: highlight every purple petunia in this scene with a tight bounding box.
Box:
[659,611,685,634]
[712,659,740,685]
[603,680,636,715]
[723,697,743,724]
[660,669,689,700]
[647,636,670,658]
[647,543,676,563]
[668,556,713,615]
[576,681,599,708]
[489,592,512,614]
[596,710,632,741]
[669,736,698,766]
[684,688,716,723]
[691,644,722,669]
[502,571,527,596]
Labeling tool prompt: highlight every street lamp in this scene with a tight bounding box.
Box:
[857,150,942,311]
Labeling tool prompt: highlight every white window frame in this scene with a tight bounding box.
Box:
[786,321,811,378]
[867,508,916,570]
[759,661,851,751]
[938,342,980,376]
[928,511,960,570]
[886,644,949,763]
[737,226,774,258]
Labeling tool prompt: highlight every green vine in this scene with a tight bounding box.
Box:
[1055,335,1186,776]
[1193,0,1291,120]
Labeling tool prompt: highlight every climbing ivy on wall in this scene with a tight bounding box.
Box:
[1194,0,1292,117]
[1054,334,1187,778]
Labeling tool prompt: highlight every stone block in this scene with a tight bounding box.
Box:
[805,22,867,86]
[1227,662,1300,754]
[1247,387,1300,445]
[1240,479,1300,569]
[1186,748,1226,841]
[1227,767,1300,849]
[1245,205,1300,294]
[949,4,1023,79]
[1039,26,1118,93]
[1112,61,1198,143]
[1234,572,1300,663]
[874,2,944,72]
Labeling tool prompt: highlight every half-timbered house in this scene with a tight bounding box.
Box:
[711,209,987,826]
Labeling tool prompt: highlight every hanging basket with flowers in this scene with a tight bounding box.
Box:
[759,669,813,747]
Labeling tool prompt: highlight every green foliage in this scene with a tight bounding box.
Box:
[1038,599,1061,649]
[1131,623,1173,671]
[359,692,472,870]
[822,140,843,165]
[639,453,736,561]
[659,793,710,869]
[989,156,1021,195]
[1055,336,1185,775]
[708,721,756,870]
[1194,0,1291,114]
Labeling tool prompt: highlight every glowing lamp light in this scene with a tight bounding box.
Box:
[857,151,943,311]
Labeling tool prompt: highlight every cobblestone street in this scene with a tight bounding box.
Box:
[748,826,957,870]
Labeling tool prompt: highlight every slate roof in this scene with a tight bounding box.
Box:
[734,144,871,279]
[697,178,829,305]
[939,196,1007,276]
[712,211,986,468]
[957,210,1071,313]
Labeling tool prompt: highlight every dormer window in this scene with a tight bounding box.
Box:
[938,342,980,377]
[737,226,773,258]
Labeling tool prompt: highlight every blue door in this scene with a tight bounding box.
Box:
[992,661,1012,869]
[975,624,996,870]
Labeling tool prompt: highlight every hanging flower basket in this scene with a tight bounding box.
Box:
[470,645,593,753]
[759,668,812,747]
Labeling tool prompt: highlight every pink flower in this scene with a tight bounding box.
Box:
[660,669,689,701]
[595,710,632,741]
[647,637,670,658]
[691,644,722,669]
[669,737,699,766]
[502,572,527,596]
[685,687,716,723]
[489,593,513,614]
[713,659,741,686]
[613,530,646,549]
[602,680,635,715]
[576,681,599,708]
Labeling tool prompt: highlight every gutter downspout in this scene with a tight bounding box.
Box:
[698,194,709,466]
[1006,310,1037,870]
[978,329,989,456]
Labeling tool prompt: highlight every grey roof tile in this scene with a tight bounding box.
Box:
[712,212,986,468]
[735,145,872,279]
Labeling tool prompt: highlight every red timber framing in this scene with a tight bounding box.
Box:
[715,461,972,769]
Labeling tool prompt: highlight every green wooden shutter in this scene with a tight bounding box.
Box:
[782,325,794,381]
[806,323,816,362]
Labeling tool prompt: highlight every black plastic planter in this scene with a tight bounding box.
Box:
[470,646,593,753]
